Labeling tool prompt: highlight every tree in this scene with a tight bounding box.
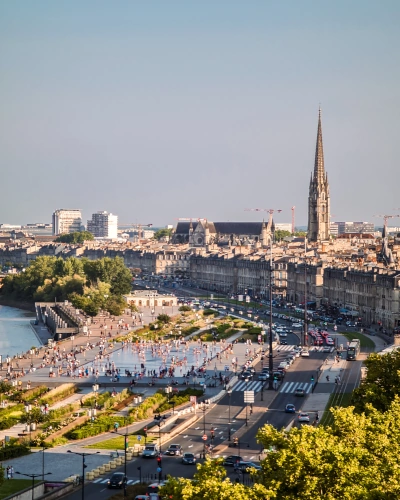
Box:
[274,230,292,241]
[157,314,171,324]
[179,305,192,312]
[153,228,173,241]
[352,351,400,414]
[160,401,400,499]
[159,458,270,500]
[294,231,307,237]
[54,231,94,243]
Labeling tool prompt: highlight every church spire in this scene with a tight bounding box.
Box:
[314,107,325,183]
[308,107,330,242]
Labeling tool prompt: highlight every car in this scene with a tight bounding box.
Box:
[237,461,262,471]
[224,455,243,466]
[280,340,288,345]
[247,366,256,373]
[240,371,253,380]
[142,444,159,458]
[292,323,302,328]
[182,452,196,464]
[107,472,127,489]
[300,350,310,357]
[285,403,296,413]
[258,373,269,381]
[295,388,305,397]
[278,362,289,370]
[298,412,310,423]
[165,444,182,456]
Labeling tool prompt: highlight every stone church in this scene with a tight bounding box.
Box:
[173,218,274,248]
[307,108,331,242]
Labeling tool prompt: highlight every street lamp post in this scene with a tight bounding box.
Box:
[200,402,207,458]
[227,388,232,441]
[303,238,308,349]
[25,404,32,449]
[113,422,128,497]
[67,450,100,500]
[15,472,52,500]
[268,244,274,390]
[245,378,249,426]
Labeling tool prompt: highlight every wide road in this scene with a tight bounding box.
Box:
[64,344,334,500]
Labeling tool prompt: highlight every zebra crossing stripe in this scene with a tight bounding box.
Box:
[93,479,103,483]
[280,381,313,394]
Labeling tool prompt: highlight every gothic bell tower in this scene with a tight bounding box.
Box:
[307,108,330,242]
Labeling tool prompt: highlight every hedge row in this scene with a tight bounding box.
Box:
[0,443,30,461]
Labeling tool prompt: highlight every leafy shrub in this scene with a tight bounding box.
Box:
[0,442,30,461]
[203,309,219,317]
[179,305,192,312]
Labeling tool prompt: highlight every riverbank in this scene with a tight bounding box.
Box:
[0,296,35,312]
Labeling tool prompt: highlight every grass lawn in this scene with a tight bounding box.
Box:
[0,479,38,500]
[340,332,375,349]
[320,392,354,426]
[85,434,155,450]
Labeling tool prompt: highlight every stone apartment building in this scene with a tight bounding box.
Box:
[323,266,400,329]
[286,259,325,307]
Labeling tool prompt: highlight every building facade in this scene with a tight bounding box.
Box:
[307,109,330,242]
[173,219,274,248]
[323,266,400,329]
[87,211,118,239]
[52,209,82,235]
[331,221,375,235]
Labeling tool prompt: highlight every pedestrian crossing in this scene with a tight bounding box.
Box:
[232,380,264,392]
[275,345,327,352]
[279,381,313,394]
[93,478,140,485]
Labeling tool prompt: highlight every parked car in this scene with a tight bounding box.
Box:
[182,452,196,464]
[107,472,127,489]
[300,350,310,357]
[165,444,182,456]
[285,403,296,413]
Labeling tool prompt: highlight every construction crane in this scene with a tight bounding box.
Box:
[244,208,282,229]
[291,206,295,234]
[244,208,283,214]
[373,214,400,231]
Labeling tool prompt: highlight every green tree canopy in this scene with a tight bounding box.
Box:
[352,350,400,414]
[153,228,173,241]
[0,255,131,317]
[54,231,94,243]
[160,400,400,499]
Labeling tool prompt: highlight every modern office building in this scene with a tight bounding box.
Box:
[331,221,374,235]
[275,223,292,233]
[87,211,118,239]
[52,209,82,235]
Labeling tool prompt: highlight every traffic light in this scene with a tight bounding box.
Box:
[143,426,148,437]
[311,375,314,382]
[157,455,162,464]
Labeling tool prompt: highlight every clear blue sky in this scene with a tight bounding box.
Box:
[1,1,399,227]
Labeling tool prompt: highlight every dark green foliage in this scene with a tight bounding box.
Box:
[55,231,94,243]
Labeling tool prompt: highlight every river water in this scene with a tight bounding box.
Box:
[0,305,40,358]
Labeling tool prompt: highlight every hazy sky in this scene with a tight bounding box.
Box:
[1,1,399,228]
